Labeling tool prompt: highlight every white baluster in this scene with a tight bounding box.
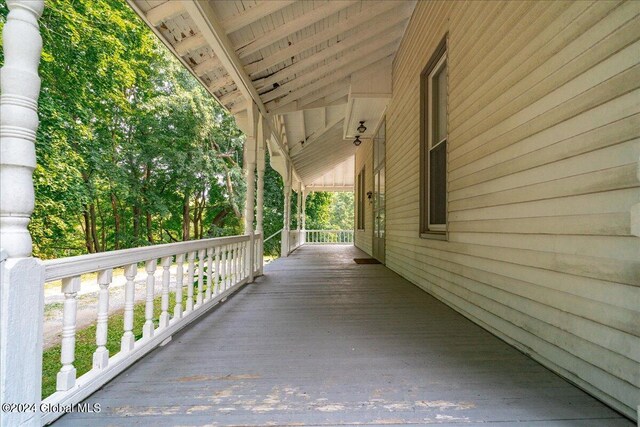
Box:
[221,245,227,291]
[205,248,213,301]
[57,276,80,391]
[196,249,205,308]
[121,264,137,352]
[159,256,172,328]
[143,259,157,339]
[214,246,221,295]
[186,251,195,313]
[93,269,112,370]
[174,253,184,319]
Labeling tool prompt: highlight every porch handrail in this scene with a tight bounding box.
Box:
[43,234,256,281]
[40,232,262,425]
[305,229,354,244]
[263,228,283,244]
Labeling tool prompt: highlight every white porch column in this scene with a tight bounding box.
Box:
[301,189,307,245]
[0,1,46,426]
[281,162,292,257]
[243,104,258,282]
[256,118,266,274]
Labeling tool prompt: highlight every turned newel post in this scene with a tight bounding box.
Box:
[0,1,46,425]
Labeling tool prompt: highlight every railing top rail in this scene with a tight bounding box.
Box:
[264,229,283,243]
[304,230,354,232]
[43,233,258,282]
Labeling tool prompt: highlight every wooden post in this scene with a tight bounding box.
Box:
[244,104,258,282]
[301,190,307,245]
[256,117,266,274]
[0,2,46,425]
[281,162,292,257]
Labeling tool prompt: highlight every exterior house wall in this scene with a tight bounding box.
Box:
[380,0,639,419]
[354,138,374,255]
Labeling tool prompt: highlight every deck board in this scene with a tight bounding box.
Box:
[55,245,630,426]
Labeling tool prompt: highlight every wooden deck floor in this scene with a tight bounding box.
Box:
[56,245,630,426]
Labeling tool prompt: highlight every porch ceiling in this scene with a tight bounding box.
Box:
[127,0,416,189]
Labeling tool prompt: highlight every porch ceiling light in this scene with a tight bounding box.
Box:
[357,121,367,133]
[353,135,362,146]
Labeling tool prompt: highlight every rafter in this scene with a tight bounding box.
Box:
[270,80,349,114]
[254,21,407,91]
[208,76,235,93]
[245,1,410,76]
[219,90,244,106]
[221,1,296,34]
[146,1,186,26]
[265,44,398,112]
[236,0,358,59]
[261,38,402,104]
[174,34,207,56]
[193,56,222,76]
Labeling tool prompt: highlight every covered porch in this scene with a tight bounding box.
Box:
[55,244,627,426]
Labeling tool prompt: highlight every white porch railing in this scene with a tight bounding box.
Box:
[305,230,354,244]
[40,233,262,425]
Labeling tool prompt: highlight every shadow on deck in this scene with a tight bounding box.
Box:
[56,245,630,426]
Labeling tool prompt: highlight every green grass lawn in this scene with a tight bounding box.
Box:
[42,288,196,399]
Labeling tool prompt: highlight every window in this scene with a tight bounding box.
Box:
[356,167,365,230]
[420,36,448,235]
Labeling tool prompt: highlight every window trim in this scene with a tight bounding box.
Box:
[419,35,448,238]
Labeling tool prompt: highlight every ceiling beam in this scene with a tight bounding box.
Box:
[146,1,186,26]
[265,44,398,112]
[221,1,296,34]
[261,37,402,104]
[208,76,235,93]
[254,21,407,91]
[236,0,358,60]
[245,1,409,76]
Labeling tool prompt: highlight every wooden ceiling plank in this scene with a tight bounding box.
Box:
[245,1,410,76]
[254,20,407,90]
[236,0,358,59]
[261,37,401,103]
[146,1,186,26]
[221,0,297,34]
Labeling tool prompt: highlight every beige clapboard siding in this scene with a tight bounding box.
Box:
[354,138,373,255]
[451,7,640,144]
[449,113,640,192]
[384,0,640,418]
[450,93,640,183]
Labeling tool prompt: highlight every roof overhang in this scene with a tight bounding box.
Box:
[127,0,416,192]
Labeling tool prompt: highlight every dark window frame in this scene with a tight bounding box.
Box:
[420,35,448,239]
[356,166,366,231]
